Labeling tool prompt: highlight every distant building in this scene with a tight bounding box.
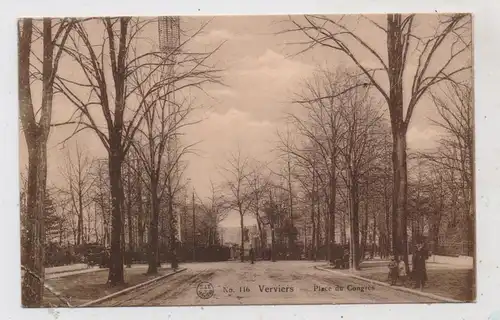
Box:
[221,226,241,245]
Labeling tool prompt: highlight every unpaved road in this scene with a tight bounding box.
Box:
[98,261,439,306]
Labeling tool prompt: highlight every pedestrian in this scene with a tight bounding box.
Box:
[398,256,407,286]
[343,249,350,269]
[412,242,429,290]
[388,256,399,285]
[249,247,255,264]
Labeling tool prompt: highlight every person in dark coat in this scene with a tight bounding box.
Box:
[249,247,255,264]
[412,242,429,290]
[343,249,350,269]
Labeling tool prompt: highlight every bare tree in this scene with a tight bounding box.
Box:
[245,162,273,256]
[421,81,473,255]
[262,178,292,262]
[19,18,74,306]
[197,180,230,245]
[129,73,204,273]
[58,143,95,245]
[280,68,349,263]
[221,148,254,262]
[336,80,387,269]
[91,159,112,246]
[289,145,321,259]
[274,128,300,257]
[52,17,222,284]
[285,14,472,266]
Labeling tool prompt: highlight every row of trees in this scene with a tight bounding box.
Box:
[20,150,226,263]
[18,14,473,307]
[218,14,472,271]
[281,13,473,272]
[19,17,223,306]
[219,74,472,269]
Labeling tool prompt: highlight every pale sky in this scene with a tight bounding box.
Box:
[19,15,472,228]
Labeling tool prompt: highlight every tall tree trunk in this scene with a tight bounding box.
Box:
[392,129,409,271]
[361,196,369,261]
[349,176,361,270]
[310,190,316,260]
[22,144,48,307]
[126,165,133,267]
[341,212,346,245]
[103,210,109,247]
[256,216,264,258]
[19,18,60,306]
[387,14,410,272]
[287,156,294,249]
[137,164,145,250]
[311,166,318,260]
[315,201,321,259]
[77,199,83,245]
[411,218,416,252]
[271,225,276,262]
[328,151,337,263]
[326,195,331,263]
[466,139,474,257]
[77,167,84,245]
[107,150,125,285]
[383,177,391,257]
[254,192,264,258]
[239,208,245,262]
[121,202,126,266]
[371,210,377,258]
[94,206,99,244]
[157,205,163,268]
[147,178,159,274]
[168,182,179,269]
[328,172,337,263]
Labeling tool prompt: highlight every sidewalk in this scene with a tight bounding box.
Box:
[360,257,473,270]
[26,263,167,280]
[22,264,97,280]
[43,264,183,307]
[425,254,473,268]
[45,263,181,279]
[46,263,89,275]
[323,258,474,302]
[46,266,104,279]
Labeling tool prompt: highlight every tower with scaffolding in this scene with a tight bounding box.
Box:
[158,17,183,244]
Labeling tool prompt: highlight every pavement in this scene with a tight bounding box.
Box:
[22,263,97,280]
[45,263,184,279]
[45,266,104,279]
[45,263,89,275]
[356,258,473,271]
[94,261,441,306]
[38,263,181,280]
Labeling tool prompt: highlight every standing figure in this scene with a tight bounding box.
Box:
[398,256,407,285]
[249,247,255,264]
[343,249,350,269]
[388,256,399,285]
[412,242,429,290]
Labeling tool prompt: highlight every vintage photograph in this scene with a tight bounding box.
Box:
[18,13,474,308]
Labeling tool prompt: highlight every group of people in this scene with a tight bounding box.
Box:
[250,242,429,291]
[388,242,429,290]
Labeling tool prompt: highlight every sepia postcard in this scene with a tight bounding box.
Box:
[18,13,474,308]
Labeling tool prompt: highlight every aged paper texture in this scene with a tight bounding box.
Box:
[18,14,474,307]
